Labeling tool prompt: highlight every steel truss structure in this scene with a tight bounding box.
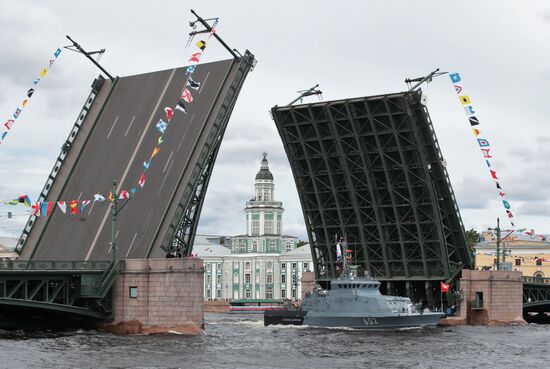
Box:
[160,51,256,258]
[272,91,472,296]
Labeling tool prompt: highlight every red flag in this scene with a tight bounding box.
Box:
[181,88,193,103]
[440,282,450,293]
[118,190,129,200]
[139,173,146,188]
[490,170,498,180]
[69,200,79,215]
[188,52,201,63]
[31,202,41,216]
[164,107,173,122]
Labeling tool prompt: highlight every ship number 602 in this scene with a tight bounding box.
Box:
[363,317,378,326]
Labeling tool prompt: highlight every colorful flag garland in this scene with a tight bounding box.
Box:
[449,72,515,227]
[0,47,62,146]
[1,21,218,219]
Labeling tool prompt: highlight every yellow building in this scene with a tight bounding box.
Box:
[475,231,550,279]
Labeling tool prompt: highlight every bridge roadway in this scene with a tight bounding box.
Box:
[20,58,235,261]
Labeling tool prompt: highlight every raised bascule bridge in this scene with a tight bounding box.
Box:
[271,85,550,320]
[0,11,256,329]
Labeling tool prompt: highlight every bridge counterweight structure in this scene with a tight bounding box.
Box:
[272,90,472,301]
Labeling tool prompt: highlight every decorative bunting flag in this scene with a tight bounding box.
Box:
[119,190,129,200]
[4,119,14,130]
[164,107,173,122]
[108,191,113,202]
[196,40,207,51]
[181,88,193,103]
[175,100,187,114]
[80,200,91,212]
[151,146,160,158]
[13,108,21,119]
[187,78,200,90]
[41,202,53,217]
[186,65,196,74]
[450,72,515,226]
[130,187,137,194]
[19,195,31,207]
[94,193,106,202]
[57,201,67,214]
[188,52,201,63]
[143,161,150,170]
[69,200,79,215]
[158,136,164,145]
[27,88,34,98]
[22,99,28,107]
[32,202,41,216]
[156,119,167,133]
[4,199,19,206]
[139,174,146,187]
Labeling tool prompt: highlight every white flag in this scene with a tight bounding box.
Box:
[57,201,66,214]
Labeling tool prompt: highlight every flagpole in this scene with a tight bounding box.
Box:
[440,284,443,313]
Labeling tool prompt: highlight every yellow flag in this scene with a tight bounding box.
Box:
[40,68,48,78]
[22,99,28,107]
[459,95,471,105]
[151,146,160,158]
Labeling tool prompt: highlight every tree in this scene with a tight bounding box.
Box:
[465,228,480,248]
[297,240,308,248]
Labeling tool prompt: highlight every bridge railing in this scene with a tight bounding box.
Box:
[523,276,550,284]
[0,260,110,272]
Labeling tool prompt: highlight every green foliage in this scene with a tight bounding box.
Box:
[297,240,308,248]
[465,228,481,247]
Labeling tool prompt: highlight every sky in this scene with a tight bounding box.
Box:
[0,1,549,242]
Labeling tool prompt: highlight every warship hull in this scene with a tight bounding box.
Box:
[265,310,443,328]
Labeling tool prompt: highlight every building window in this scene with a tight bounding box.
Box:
[245,273,251,284]
[252,213,260,236]
[515,258,521,266]
[303,262,309,270]
[217,289,221,298]
[265,213,274,234]
[266,288,273,299]
[537,258,542,266]
[245,289,251,299]
[281,274,286,284]
[245,262,251,271]
[206,263,211,271]
[292,289,297,299]
[206,289,211,298]
[217,263,222,270]
[206,274,211,284]
[281,289,286,298]
[129,286,138,298]
[267,261,273,270]
[292,262,297,270]
[217,274,221,284]
[281,263,286,270]
[267,274,273,284]
[269,240,276,252]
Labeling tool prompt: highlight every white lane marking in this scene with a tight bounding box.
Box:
[199,72,210,95]
[88,200,96,215]
[78,192,82,200]
[85,69,177,261]
[157,162,172,196]
[124,115,136,137]
[176,115,193,152]
[163,151,174,174]
[107,116,119,139]
[125,232,138,258]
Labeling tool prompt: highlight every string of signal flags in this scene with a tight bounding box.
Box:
[449,72,515,227]
[0,47,62,146]
[2,21,218,218]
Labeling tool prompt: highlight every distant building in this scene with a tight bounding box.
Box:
[475,230,550,279]
[194,153,311,301]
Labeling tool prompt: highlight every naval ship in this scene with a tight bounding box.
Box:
[265,245,443,329]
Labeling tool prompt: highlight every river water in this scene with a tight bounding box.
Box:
[0,313,549,368]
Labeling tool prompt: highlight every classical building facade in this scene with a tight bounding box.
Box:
[194,153,311,301]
